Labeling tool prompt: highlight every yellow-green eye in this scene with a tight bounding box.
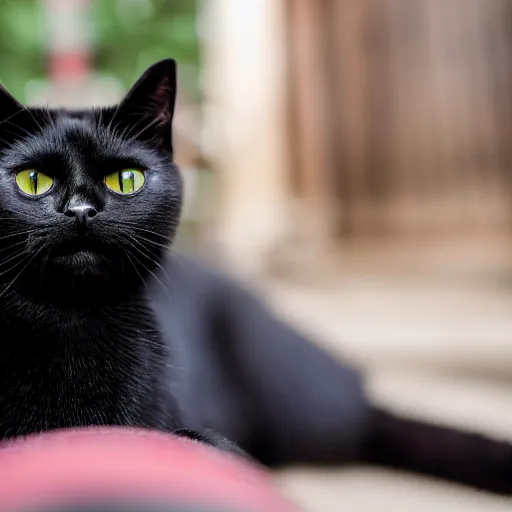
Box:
[105,169,145,195]
[15,169,53,196]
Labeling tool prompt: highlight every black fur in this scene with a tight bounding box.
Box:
[0,59,228,449]
[0,59,510,494]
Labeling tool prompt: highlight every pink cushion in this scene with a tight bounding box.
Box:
[0,427,298,511]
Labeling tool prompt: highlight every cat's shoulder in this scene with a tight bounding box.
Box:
[149,251,260,316]
[158,252,237,294]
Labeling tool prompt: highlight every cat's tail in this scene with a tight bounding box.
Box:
[363,406,512,494]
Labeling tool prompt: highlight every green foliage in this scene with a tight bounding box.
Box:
[0,0,46,101]
[92,0,201,98]
[0,0,200,102]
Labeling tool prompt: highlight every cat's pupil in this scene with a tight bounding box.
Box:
[29,171,38,195]
[120,170,135,193]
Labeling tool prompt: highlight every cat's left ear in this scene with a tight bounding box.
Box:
[114,59,177,154]
[0,85,35,147]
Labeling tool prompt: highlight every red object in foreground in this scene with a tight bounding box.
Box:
[0,428,298,512]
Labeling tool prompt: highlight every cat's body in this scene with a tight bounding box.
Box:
[148,254,369,465]
[0,64,184,438]
[0,59,509,495]
[0,247,366,462]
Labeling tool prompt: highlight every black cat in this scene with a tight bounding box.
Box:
[0,59,509,494]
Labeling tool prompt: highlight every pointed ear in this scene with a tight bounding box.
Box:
[114,59,177,154]
[0,85,33,146]
[0,85,24,119]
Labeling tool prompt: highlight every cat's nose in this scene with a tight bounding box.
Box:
[64,205,98,234]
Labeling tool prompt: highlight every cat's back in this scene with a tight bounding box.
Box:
[148,253,369,461]
[147,253,257,441]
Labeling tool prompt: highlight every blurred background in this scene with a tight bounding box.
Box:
[3,0,512,510]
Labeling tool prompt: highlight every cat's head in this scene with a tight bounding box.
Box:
[0,59,182,299]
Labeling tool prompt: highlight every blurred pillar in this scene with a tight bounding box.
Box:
[331,0,373,236]
[200,0,290,277]
[43,0,92,84]
[287,0,337,249]
[32,0,120,108]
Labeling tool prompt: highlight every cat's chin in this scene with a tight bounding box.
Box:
[48,238,111,275]
[54,249,101,268]
[48,246,112,280]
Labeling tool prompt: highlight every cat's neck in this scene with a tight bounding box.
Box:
[4,275,146,310]
[0,282,152,363]
[0,282,148,340]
